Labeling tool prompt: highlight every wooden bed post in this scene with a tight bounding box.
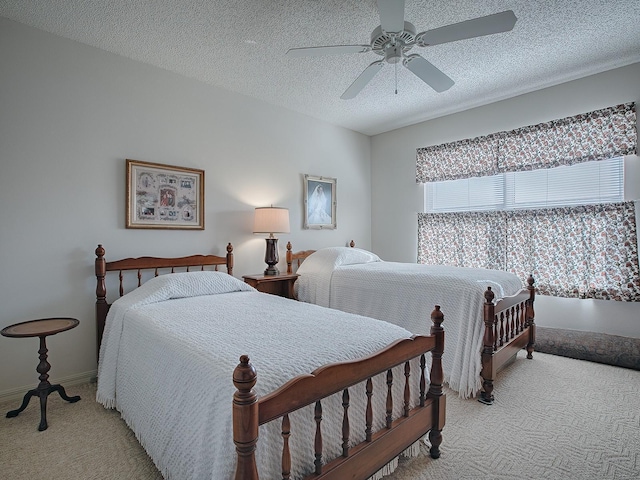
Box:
[427,305,445,459]
[480,287,496,405]
[233,355,259,480]
[95,245,108,363]
[525,275,536,359]
[286,241,293,274]
[226,242,234,276]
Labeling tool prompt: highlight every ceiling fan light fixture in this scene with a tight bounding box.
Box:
[385,44,403,64]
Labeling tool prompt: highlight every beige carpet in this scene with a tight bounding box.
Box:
[1,352,639,479]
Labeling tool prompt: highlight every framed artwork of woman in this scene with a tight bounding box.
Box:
[303,174,336,229]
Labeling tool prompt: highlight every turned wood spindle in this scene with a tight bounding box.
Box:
[314,401,323,475]
[365,378,373,442]
[281,414,291,480]
[341,389,350,457]
[403,361,411,417]
[385,369,393,429]
[419,354,426,407]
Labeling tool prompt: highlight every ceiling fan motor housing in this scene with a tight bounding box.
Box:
[371,21,416,64]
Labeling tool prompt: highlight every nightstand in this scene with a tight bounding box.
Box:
[242,273,299,299]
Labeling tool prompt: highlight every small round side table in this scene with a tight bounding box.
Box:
[1,317,81,431]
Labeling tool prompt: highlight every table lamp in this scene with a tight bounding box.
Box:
[253,206,290,275]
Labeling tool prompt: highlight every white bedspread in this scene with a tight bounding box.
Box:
[97,271,420,480]
[295,249,523,398]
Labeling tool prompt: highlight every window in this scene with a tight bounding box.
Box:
[419,157,639,301]
[425,157,624,213]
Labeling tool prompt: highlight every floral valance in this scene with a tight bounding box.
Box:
[416,102,637,183]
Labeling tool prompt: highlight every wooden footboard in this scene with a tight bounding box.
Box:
[233,307,446,480]
[479,275,536,405]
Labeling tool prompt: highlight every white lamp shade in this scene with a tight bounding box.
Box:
[253,207,290,234]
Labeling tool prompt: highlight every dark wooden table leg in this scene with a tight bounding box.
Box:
[37,389,49,431]
[6,389,38,418]
[5,335,81,431]
[50,384,81,403]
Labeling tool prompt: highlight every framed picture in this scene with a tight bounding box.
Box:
[126,159,204,229]
[303,174,337,229]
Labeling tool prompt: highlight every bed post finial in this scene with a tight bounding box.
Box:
[428,305,445,459]
[526,275,536,359]
[226,243,234,276]
[349,240,355,247]
[95,245,106,293]
[428,305,444,395]
[286,241,293,274]
[233,355,259,480]
[480,286,497,405]
[95,245,108,363]
[484,286,495,305]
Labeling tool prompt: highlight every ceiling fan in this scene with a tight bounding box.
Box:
[286,0,517,99]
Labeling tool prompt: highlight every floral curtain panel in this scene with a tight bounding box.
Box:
[417,210,506,268]
[417,202,640,301]
[416,102,637,183]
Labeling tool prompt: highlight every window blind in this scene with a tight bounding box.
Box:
[425,157,624,213]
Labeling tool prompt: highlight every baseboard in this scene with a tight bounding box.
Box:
[536,327,640,370]
[0,370,97,404]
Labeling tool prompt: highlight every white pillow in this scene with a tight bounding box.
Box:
[297,247,381,273]
[129,270,254,301]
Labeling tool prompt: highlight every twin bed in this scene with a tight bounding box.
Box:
[94,244,446,480]
[286,242,536,404]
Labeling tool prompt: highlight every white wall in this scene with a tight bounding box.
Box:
[371,63,640,339]
[0,18,372,395]
[3,17,637,398]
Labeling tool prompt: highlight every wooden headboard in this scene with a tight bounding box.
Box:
[94,243,234,359]
[285,240,355,274]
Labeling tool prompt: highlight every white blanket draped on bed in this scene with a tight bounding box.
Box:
[295,248,523,398]
[97,271,422,480]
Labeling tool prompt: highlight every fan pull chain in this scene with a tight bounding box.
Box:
[395,61,398,94]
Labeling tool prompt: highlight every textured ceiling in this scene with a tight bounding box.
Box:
[2,1,639,136]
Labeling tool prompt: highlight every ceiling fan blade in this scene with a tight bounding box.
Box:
[416,10,517,46]
[286,45,371,57]
[377,0,406,34]
[403,54,454,92]
[341,61,385,99]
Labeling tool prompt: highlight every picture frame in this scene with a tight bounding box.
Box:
[126,159,204,229]
[303,174,337,229]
